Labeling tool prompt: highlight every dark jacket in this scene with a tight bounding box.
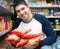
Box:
[12,14,57,49]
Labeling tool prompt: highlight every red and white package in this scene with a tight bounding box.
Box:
[21,31,44,39]
[26,36,41,46]
[16,38,28,47]
[10,29,31,36]
[5,34,20,42]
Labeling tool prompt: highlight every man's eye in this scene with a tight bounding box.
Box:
[21,7,25,10]
[16,10,20,13]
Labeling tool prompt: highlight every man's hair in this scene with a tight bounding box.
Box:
[14,0,28,8]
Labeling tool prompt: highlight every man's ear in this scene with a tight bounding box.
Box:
[17,16,19,18]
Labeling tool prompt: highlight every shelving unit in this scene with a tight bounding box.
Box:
[0,0,13,37]
[0,0,14,16]
[30,5,60,8]
[54,29,60,31]
[0,5,13,16]
[0,28,12,37]
[46,16,60,18]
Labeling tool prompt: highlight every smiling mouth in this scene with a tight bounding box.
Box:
[21,13,26,18]
[21,15,26,18]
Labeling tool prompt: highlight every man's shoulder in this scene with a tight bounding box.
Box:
[34,14,47,19]
[34,14,47,21]
[33,14,50,25]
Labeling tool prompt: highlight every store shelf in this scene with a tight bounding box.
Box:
[30,5,60,8]
[54,29,60,31]
[46,16,60,18]
[0,28,12,37]
[0,5,14,16]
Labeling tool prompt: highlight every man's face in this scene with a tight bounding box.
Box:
[15,4,31,20]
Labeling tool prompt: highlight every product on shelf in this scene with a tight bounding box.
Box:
[0,16,5,32]
[50,9,54,16]
[0,15,13,32]
[9,20,12,28]
[10,5,14,13]
[42,9,49,16]
[54,19,60,29]
[57,0,60,5]
[5,21,9,30]
[4,1,10,10]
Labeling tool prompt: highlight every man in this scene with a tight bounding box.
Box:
[11,0,57,49]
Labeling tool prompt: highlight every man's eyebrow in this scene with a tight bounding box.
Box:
[21,7,25,10]
[15,10,20,13]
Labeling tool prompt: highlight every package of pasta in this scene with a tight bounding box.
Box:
[21,31,44,39]
[5,34,20,43]
[26,36,41,46]
[10,29,31,36]
[16,38,28,47]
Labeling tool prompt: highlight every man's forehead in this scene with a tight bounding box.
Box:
[16,4,28,9]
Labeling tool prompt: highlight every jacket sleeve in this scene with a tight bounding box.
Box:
[12,18,22,30]
[34,14,57,48]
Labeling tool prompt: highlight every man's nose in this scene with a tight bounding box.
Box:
[20,10,24,14]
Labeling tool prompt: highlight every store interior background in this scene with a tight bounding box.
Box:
[0,0,60,49]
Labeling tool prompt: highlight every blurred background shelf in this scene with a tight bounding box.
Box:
[30,5,60,8]
[0,5,14,16]
[0,28,12,37]
[46,16,60,18]
[54,29,60,31]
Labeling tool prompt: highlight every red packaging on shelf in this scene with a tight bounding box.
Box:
[5,21,9,30]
